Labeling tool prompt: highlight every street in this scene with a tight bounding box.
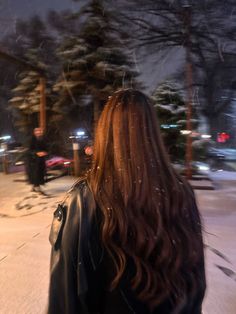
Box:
[0,172,236,314]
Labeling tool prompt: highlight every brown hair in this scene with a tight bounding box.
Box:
[88,89,205,310]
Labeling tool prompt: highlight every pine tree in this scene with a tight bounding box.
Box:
[8,16,60,150]
[9,69,42,132]
[53,0,140,130]
[152,81,188,161]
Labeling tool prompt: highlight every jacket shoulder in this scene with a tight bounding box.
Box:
[66,176,88,196]
[49,177,96,247]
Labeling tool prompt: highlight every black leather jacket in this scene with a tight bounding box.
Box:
[47,179,205,314]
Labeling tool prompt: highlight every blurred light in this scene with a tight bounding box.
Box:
[201,134,212,139]
[84,146,93,156]
[15,161,24,166]
[0,135,11,141]
[191,132,200,137]
[161,125,170,129]
[77,130,85,136]
[161,124,178,129]
[217,132,230,143]
[198,165,210,171]
[63,161,71,165]
[180,130,191,135]
[0,148,5,153]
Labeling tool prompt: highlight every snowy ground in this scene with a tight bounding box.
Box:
[195,171,236,314]
[0,171,236,314]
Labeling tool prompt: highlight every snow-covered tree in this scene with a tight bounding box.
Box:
[53,0,140,129]
[153,81,205,163]
[7,16,61,151]
[152,81,188,161]
[9,69,42,132]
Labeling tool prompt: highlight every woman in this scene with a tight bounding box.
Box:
[26,127,48,192]
[48,89,206,314]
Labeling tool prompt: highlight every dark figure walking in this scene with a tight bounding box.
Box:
[48,89,206,314]
[26,127,48,193]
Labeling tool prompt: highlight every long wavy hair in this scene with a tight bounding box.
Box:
[88,89,205,311]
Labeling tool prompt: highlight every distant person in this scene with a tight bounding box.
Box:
[26,127,48,193]
[47,89,206,314]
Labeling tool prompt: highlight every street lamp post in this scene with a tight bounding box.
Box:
[39,77,46,132]
[72,141,80,177]
[2,145,8,174]
[182,3,193,179]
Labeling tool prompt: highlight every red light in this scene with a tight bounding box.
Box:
[217,132,230,143]
[84,146,93,156]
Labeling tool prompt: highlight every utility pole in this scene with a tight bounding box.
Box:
[2,144,9,174]
[72,142,80,176]
[182,4,193,179]
[39,77,46,132]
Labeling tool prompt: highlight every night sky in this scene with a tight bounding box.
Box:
[0,0,76,35]
[0,0,75,17]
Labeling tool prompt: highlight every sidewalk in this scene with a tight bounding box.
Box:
[0,172,75,218]
[0,172,76,314]
[195,171,236,314]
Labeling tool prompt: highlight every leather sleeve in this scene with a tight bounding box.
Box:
[47,180,96,314]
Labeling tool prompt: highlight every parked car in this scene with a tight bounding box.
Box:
[46,156,73,170]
